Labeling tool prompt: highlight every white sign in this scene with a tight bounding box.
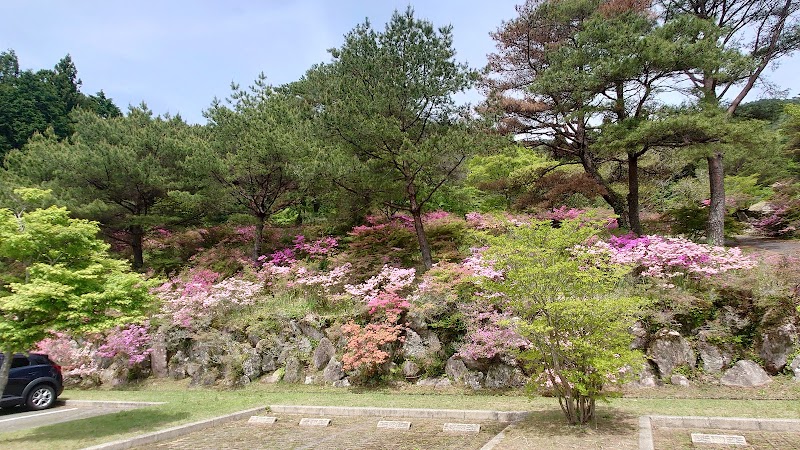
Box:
[248,416,277,425]
[299,418,331,427]
[377,420,411,430]
[691,433,747,445]
[443,423,480,433]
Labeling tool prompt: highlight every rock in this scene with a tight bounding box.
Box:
[647,329,695,378]
[638,363,661,387]
[758,323,797,375]
[670,374,690,387]
[323,357,345,382]
[416,378,438,387]
[463,371,485,390]
[197,367,220,386]
[150,333,168,378]
[168,350,188,379]
[697,341,728,374]
[630,321,648,350]
[241,347,262,380]
[262,370,282,383]
[261,354,277,373]
[434,378,452,389]
[297,337,313,356]
[100,361,129,388]
[790,355,800,381]
[720,306,750,333]
[304,375,316,385]
[312,338,336,370]
[402,330,427,359]
[283,356,304,383]
[720,360,772,387]
[298,319,326,341]
[484,364,525,389]
[402,360,420,378]
[445,356,468,381]
[333,378,351,388]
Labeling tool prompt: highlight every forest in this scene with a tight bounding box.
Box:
[1,0,799,425]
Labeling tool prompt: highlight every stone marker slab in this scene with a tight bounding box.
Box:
[691,433,747,445]
[443,422,480,433]
[299,418,331,427]
[248,416,277,425]
[377,420,411,430]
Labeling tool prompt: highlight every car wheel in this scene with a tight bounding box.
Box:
[26,384,56,410]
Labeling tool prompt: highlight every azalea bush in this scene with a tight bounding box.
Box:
[155,268,262,329]
[97,323,153,366]
[581,233,756,286]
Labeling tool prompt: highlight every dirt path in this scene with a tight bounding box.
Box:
[728,236,800,257]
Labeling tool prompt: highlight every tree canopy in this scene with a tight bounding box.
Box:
[295,8,485,270]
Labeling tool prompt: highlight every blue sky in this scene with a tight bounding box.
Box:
[2,1,798,124]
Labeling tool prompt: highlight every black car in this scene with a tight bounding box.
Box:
[0,353,64,410]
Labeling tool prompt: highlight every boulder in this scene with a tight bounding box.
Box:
[720,360,772,387]
[758,323,797,375]
[720,306,750,333]
[168,350,189,380]
[670,374,690,387]
[262,370,282,383]
[647,329,695,378]
[240,347,262,380]
[484,364,525,389]
[312,338,336,370]
[333,378,351,388]
[463,371,485,390]
[790,355,800,381]
[283,355,304,383]
[445,356,468,381]
[323,357,345,382]
[297,318,326,341]
[630,321,649,350]
[100,361,129,388]
[402,360,420,378]
[637,363,661,388]
[150,333,168,378]
[696,332,732,374]
[402,330,427,359]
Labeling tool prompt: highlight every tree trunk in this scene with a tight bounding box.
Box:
[406,184,432,271]
[707,152,725,246]
[253,215,266,261]
[129,225,144,270]
[627,152,642,236]
[580,156,629,229]
[0,350,13,401]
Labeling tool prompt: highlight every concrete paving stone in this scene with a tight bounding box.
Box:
[139,414,505,450]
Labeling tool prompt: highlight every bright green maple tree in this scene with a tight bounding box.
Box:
[0,190,155,395]
[481,220,646,425]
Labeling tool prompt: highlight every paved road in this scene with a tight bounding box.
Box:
[0,401,142,434]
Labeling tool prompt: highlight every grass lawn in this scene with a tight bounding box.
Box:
[1,378,799,450]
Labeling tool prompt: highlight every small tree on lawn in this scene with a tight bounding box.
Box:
[482,220,645,425]
[0,190,154,394]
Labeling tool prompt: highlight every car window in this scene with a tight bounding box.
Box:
[11,356,30,368]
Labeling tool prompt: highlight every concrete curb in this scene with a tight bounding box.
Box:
[80,406,266,450]
[638,416,654,450]
[268,405,530,422]
[638,415,800,450]
[63,400,166,408]
[479,422,514,450]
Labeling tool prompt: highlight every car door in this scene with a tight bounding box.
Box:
[4,355,33,399]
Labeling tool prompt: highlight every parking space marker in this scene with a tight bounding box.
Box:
[0,407,79,423]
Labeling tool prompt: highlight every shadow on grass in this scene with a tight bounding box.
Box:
[0,408,188,447]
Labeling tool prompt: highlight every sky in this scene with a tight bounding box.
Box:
[2,0,798,124]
